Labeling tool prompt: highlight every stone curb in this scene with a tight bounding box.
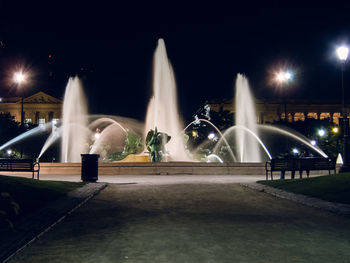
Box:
[241,182,350,217]
[1,182,107,263]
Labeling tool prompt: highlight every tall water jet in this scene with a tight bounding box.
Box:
[235,74,261,162]
[61,77,89,162]
[144,39,189,161]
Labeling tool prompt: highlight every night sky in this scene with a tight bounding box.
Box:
[0,1,349,122]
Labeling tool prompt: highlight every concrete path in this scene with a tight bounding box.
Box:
[7,181,350,263]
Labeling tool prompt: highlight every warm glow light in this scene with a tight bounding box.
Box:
[13,71,26,84]
[192,130,198,137]
[332,127,339,133]
[336,46,349,61]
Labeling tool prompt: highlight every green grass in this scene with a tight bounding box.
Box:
[0,175,86,219]
[259,173,350,204]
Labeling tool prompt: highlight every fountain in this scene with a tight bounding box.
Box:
[0,39,328,168]
[209,74,327,163]
[144,39,190,161]
[235,74,261,162]
[61,77,90,162]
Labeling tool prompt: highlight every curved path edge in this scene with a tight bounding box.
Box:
[241,182,350,217]
[1,182,107,263]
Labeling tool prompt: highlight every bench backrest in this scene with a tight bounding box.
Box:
[271,158,295,170]
[0,159,35,170]
[296,157,335,170]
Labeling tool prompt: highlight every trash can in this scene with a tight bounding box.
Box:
[81,154,100,182]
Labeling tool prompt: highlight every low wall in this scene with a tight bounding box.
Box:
[36,162,340,176]
[38,162,266,176]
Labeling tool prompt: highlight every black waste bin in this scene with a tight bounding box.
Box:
[81,154,100,182]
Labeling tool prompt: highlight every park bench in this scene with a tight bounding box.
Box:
[265,157,335,180]
[0,158,40,179]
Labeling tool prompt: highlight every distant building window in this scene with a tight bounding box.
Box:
[39,118,46,128]
[25,118,32,124]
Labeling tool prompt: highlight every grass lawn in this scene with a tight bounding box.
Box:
[0,175,86,221]
[259,172,350,204]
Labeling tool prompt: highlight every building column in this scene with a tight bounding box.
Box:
[290,112,295,122]
[35,112,39,124]
[303,112,308,121]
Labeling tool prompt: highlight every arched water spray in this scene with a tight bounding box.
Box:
[38,127,62,159]
[206,154,224,163]
[235,74,261,162]
[61,77,89,162]
[215,125,272,160]
[259,125,328,157]
[0,125,49,151]
[144,39,190,161]
[184,118,237,162]
[88,118,127,133]
[90,122,127,155]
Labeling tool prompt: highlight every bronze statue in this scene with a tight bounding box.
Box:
[145,127,171,162]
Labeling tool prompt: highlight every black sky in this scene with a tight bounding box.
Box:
[0,1,350,121]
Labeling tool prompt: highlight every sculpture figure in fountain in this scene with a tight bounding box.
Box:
[144,39,190,161]
[61,77,89,162]
[235,74,261,162]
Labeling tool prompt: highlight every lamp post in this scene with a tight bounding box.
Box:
[276,71,293,121]
[336,46,350,172]
[13,71,26,158]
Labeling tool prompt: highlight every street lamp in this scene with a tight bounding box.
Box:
[13,71,26,158]
[336,45,350,172]
[276,70,293,121]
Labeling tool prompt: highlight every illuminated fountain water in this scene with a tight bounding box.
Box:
[38,82,143,162]
[235,74,261,162]
[0,40,328,164]
[144,39,190,161]
[60,77,90,162]
[211,74,327,162]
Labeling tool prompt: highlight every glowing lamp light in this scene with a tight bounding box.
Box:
[276,71,293,83]
[336,46,349,61]
[192,130,198,138]
[310,140,317,146]
[6,149,12,156]
[332,127,339,133]
[276,72,285,82]
[292,148,299,154]
[318,129,326,137]
[13,71,26,84]
[208,133,216,140]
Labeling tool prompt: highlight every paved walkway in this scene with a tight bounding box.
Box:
[7,180,350,263]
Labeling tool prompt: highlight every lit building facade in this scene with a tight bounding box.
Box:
[0,92,62,125]
[208,98,346,125]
